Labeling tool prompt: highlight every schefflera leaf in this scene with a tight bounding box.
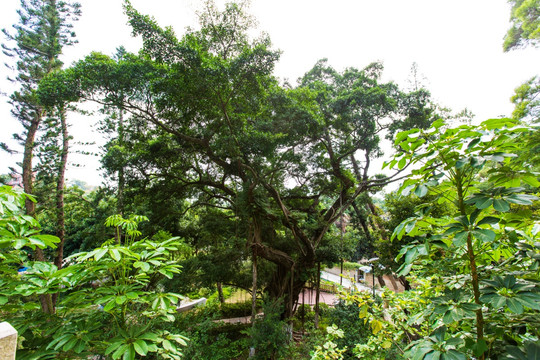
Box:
[480,275,540,314]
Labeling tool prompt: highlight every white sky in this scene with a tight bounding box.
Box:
[1,0,539,186]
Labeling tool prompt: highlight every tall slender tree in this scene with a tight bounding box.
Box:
[2,0,81,313]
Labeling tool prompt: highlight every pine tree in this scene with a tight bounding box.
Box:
[2,0,81,313]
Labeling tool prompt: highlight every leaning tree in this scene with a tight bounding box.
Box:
[39,0,414,317]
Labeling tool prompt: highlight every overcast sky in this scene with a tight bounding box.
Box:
[1,0,539,186]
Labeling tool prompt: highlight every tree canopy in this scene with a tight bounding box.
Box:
[503,0,540,51]
[39,0,420,316]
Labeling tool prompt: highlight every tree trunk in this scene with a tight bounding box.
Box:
[22,112,54,314]
[388,274,398,291]
[117,108,125,216]
[456,170,485,360]
[249,251,257,358]
[52,109,69,308]
[22,115,40,216]
[115,109,125,244]
[217,282,225,304]
[377,275,386,288]
[398,275,411,291]
[314,262,321,328]
[54,109,68,271]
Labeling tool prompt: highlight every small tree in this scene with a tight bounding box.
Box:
[390,118,540,359]
[0,186,189,359]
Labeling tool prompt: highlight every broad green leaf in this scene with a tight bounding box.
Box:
[63,337,78,351]
[133,340,148,356]
[471,339,488,358]
[110,248,121,261]
[472,229,496,242]
[456,158,468,169]
[123,345,136,360]
[112,343,128,359]
[505,345,528,360]
[516,293,540,310]
[74,340,86,354]
[477,216,499,226]
[397,263,413,276]
[424,350,441,360]
[103,300,116,312]
[506,297,524,314]
[525,342,540,360]
[162,339,174,351]
[32,234,60,245]
[443,310,454,324]
[415,184,428,197]
[126,292,139,300]
[467,138,481,149]
[493,199,510,212]
[443,350,467,360]
[453,231,469,247]
[140,332,159,342]
[370,319,383,334]
[14,238,26,249]
[522,174,540,187]
[94,248,107,261]
[476,197,494,209]
[506,194,537,205]
[405,247,419,264]
[134,261,150,272]
[405,220,417,233]
[401,184,416,196]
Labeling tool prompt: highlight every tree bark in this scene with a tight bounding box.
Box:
[398,275,411,291]
[377,275,386,288]
[22,115,40,216]
[249,250,257,358]
[217,282,225,304]
[22,112,55,314]
[117,108,125,216]
[54,108,68,271]
[52,108,69,308]
[314,262,321,328]
[388,274,398,291]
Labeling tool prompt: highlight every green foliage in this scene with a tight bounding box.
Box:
[512,76,540,122]
[247,299,290,359]
[0,187,188,359]
[219,300,261,318]
[173,307,249,360]
[503,0,540,51]
[374,192,450,275]
[386,118,540,359]
[324,301,371,359]
[310,324,347,360]
[37,0,429,318]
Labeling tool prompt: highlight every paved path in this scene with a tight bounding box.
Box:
[299,288,338,305]
[214,314,261,324]
[320,270,376,293]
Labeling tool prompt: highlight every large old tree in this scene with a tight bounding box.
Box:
[40,1,413,316]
